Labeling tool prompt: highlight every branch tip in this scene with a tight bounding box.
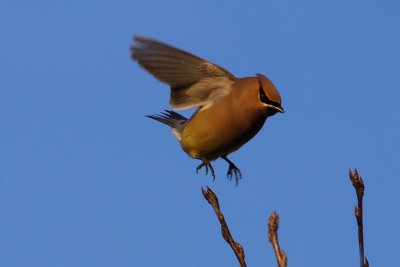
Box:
[201,187,246,267]
[268,211,287,267]
[348,168,368,267]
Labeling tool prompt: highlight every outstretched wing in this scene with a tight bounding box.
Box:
[131,36,237,110]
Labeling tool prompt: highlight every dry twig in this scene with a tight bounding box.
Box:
[268,211,287,267]
[201,186,247,267]
[349,168,369,267]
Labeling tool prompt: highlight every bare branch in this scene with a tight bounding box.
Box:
[349,168,369,267]
[268,211,287,267]
[201,186,247,267]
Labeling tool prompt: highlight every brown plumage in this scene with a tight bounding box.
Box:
[131,36,284,184]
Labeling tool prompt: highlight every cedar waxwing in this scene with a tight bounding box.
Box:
[131,36,284,184]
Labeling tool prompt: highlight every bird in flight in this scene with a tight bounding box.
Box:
[131,36,284,184]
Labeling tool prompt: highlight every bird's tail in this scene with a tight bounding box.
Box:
[146,110,188,128]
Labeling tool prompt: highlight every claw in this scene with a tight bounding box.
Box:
[222,156,242,186]
[196,160,215,180]
[196,163,205,174]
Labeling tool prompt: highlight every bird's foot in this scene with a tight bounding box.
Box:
[196,160,215,180]
[222,156,242,186]
[227,163,242,185]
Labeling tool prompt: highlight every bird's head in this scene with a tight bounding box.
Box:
[256,73,284,115]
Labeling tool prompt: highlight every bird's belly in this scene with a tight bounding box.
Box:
[181,133,237,160]
[180,112,266,160]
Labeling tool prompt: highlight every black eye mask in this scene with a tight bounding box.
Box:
[259,85,281,108]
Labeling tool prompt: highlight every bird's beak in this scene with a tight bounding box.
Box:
[275,106,285,113]
[267,104,284,113]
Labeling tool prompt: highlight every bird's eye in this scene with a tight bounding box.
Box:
[259,85,270,104]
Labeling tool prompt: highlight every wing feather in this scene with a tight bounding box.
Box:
[131,36,237,109]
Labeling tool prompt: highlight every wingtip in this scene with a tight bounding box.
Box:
[131,35,146,52]
[133,34,146,41]
[132,35,164,46]
[130,35,159,61]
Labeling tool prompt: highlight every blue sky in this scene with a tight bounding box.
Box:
[1,0,399,266]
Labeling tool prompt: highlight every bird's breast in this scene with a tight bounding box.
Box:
[180,95,267,160]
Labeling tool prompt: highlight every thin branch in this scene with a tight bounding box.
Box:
[349,168,369,267]
[268,211,287,267]
[201,186,247,267]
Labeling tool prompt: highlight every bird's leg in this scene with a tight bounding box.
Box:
[196,159,215,180]
[221,156,242,185]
